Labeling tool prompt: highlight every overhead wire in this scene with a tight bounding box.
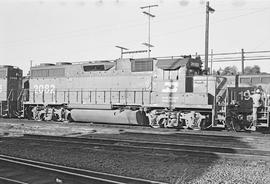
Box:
[252,35,270,50]
[2,3,267,47]
[1,2,270,54]
[152,6,270,39]
[0,7,205,48]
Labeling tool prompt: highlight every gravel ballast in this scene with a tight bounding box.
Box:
[0,119,270,183]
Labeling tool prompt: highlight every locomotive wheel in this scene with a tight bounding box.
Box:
[67,113,73,123]
[39,113,45,121]
[231,119,242,132]
[157,118,166,128]
[226,117,241,131]
[52,114,59,121]
[225,116,233,131]
[232,121,241,132]
[27,111,33,120]
[176,119,185,129]
[199,119,208,130]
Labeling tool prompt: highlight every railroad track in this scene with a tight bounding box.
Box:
[12,134,270,160]
[1,134,270,184]
[0,154,164,184]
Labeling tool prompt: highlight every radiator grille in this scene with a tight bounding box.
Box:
[131,59,153,72]
[31,68,65,77]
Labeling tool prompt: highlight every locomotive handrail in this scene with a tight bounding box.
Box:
[25,88,153,106]
[25,89,211,95]
[26,89,152,93]
[17,89,24,101]
[7,89,14,101]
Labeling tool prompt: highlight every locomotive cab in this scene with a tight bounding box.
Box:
[147,56,221,129]
[0,65,23,118]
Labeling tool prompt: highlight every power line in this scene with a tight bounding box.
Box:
[152,6,270,39]
[213,6,270,23]
[2,5,269,48]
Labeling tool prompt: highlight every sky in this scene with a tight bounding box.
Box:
[0,0,270,75]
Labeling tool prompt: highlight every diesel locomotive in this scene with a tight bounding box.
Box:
[1,56,270,130]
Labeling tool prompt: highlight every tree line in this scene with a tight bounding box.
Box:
[213,65,268,75]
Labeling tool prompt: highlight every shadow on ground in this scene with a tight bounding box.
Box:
[81,132,257,183]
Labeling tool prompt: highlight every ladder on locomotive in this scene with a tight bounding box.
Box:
[17,89,25,115]
[214,96,227,128]
[256,98,270,128]
[213,77,228,128]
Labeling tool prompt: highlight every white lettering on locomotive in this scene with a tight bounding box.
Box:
[190,62,200,68]
[162,82,178,93]
[194,80,206,84]
[238,89,251,101]
[33,84,55,94]
[162,96,179,103]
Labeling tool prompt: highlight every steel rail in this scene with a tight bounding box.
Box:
[0,154,165,184]
[17,135,270,159]
[0,176,28,184]
[23,134,270,148]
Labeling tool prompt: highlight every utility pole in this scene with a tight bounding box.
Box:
[210,49,213,74]
[204,1,215,73]
[140,4,158,58]
[115,46,128,59]
[241,48,245,74]
[29,60,33,77]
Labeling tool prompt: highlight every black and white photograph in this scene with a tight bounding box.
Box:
[0,0,270,183]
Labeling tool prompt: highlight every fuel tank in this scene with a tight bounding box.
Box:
[70,109,149,125]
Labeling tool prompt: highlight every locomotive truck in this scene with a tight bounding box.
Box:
[1,56,270,130]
